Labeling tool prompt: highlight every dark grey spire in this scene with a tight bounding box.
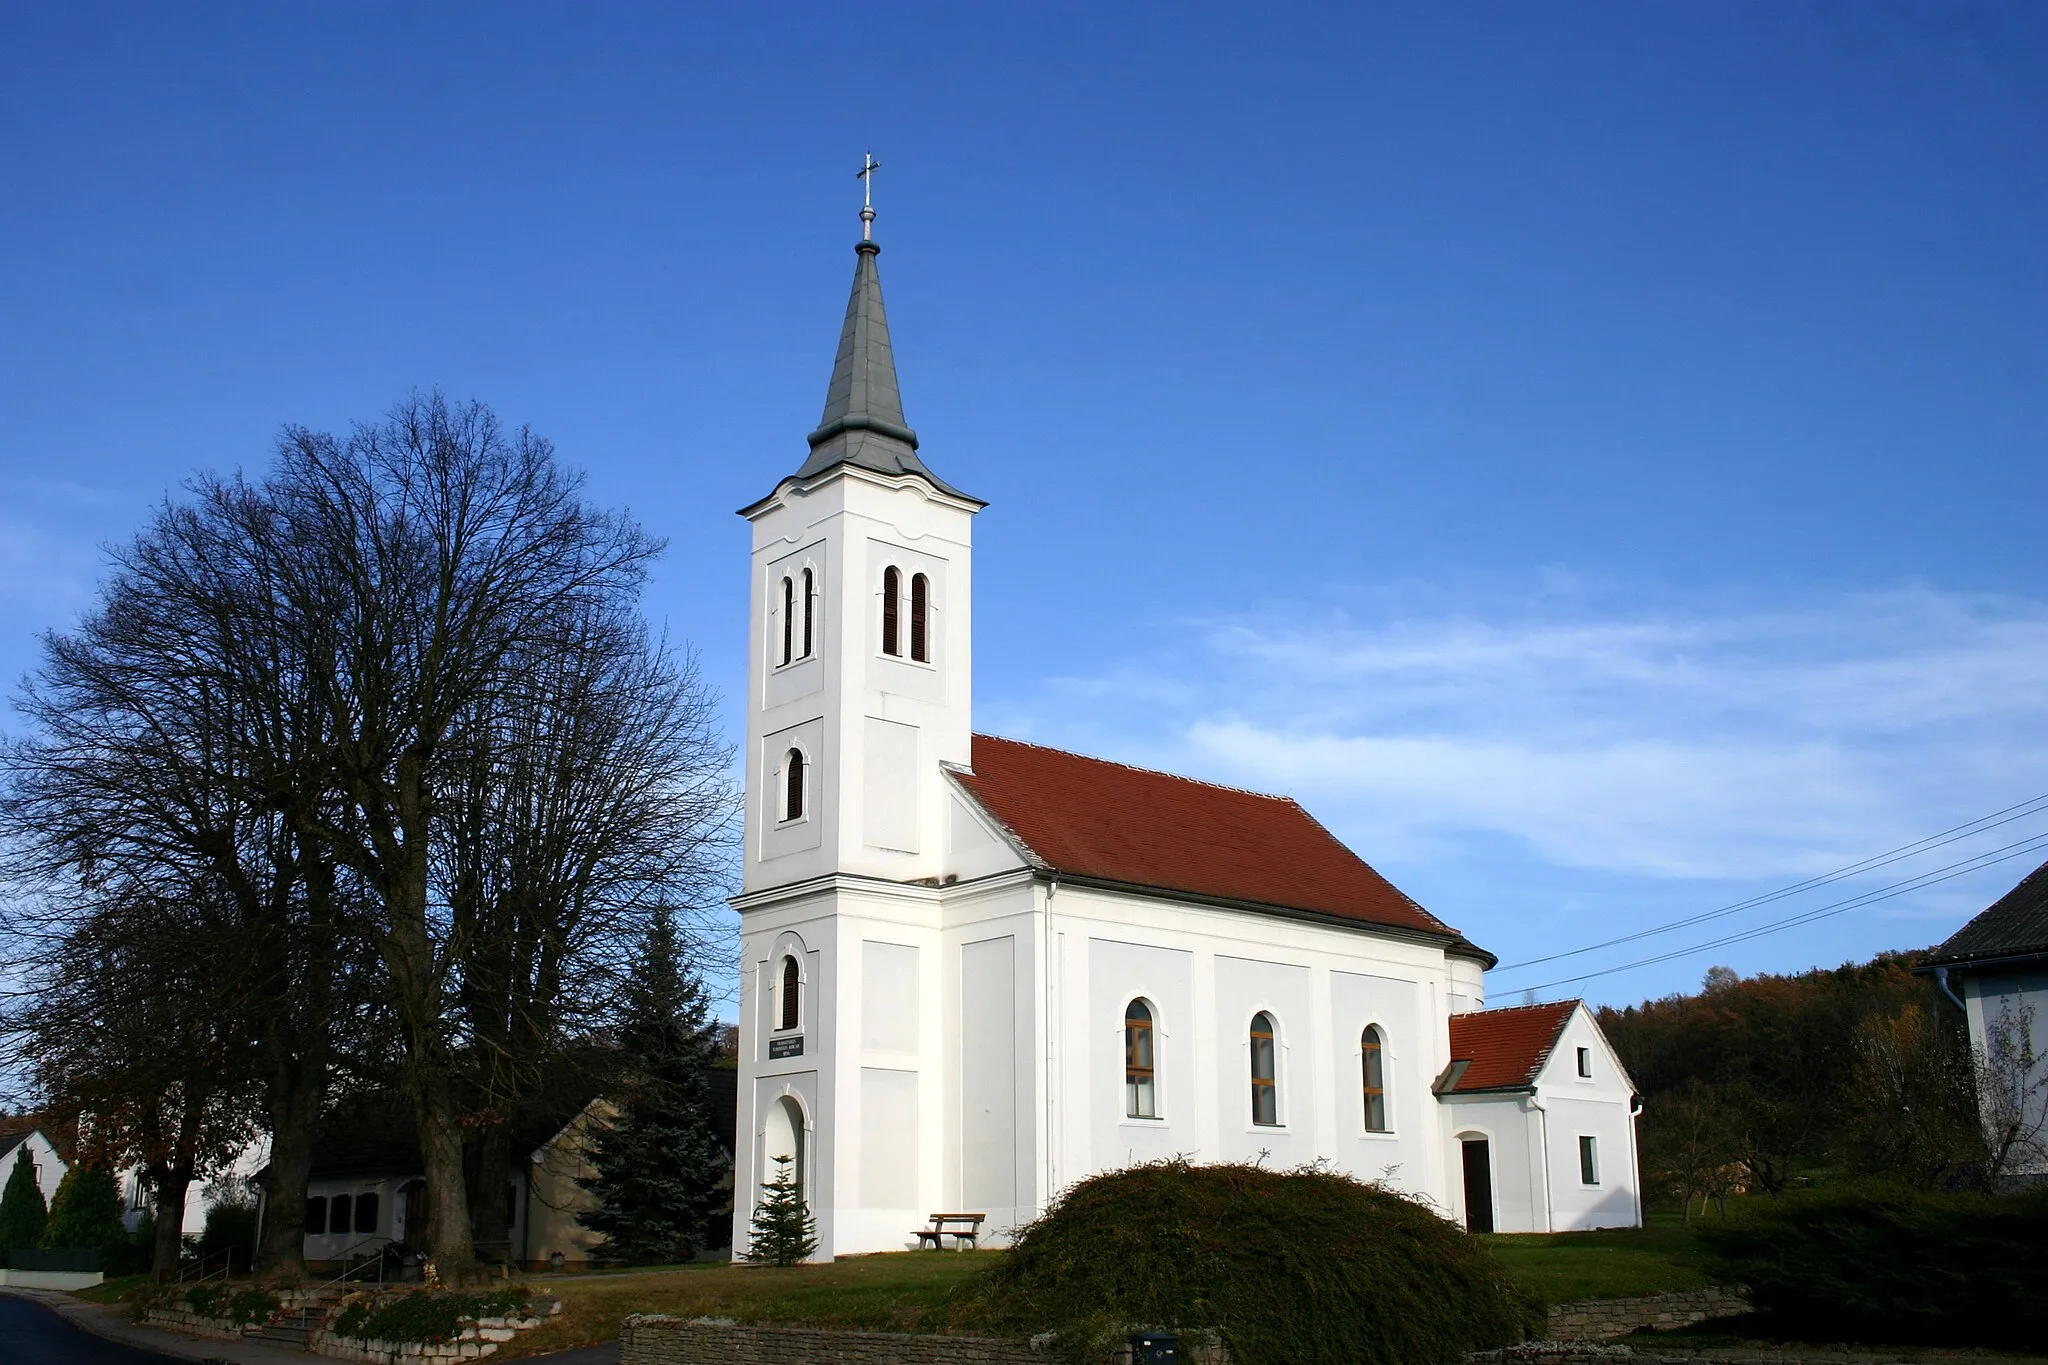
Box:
[791,238,979,503]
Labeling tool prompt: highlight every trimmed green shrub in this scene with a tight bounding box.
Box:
[953,1159,1540,1365]
[0,1148,47,1252]
[1697,1184,2048,1348]
[184,1285,279,1328]
[39,1165,127,1260]
[330,1286,534,1344]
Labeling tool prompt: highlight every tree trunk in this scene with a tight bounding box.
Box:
[256,1056,324,1281]
[410,1066,478,1282]
[468,1121,514,1262]
[150,1169,193,1282]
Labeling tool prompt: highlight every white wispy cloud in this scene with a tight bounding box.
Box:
[999,586,2048,883]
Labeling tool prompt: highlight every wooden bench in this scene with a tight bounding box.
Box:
[911,1212,986,1249]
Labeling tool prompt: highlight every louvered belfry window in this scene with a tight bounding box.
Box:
[784,748,805,821]
[881,566,901,656]
[779,575,794,666]
[780,955,800,1031]
[801,568,815,658]
[1362,1026,1388,1131]
[1250,1012,1279,1126]
[910,573,930,662]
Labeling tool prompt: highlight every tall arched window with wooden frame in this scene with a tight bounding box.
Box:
[782,748,806,822]
[910,572,930,662]
[778,575,795,666]
[881,566,901,656]
[1125,999,1157,1118]
[800,567,815,658]
[1361,1025,1388,1131]
[1249,1012,1279,1126]
[779,955,801,1031]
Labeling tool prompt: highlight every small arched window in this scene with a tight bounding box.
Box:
[801,568,815,658]
[1362,1025,1388,1131]
[881,566,901,656]
[1249,1012,1279,1126]
[779,576,794,666]
[910,573,930,662]
[783,748,806,822]
[1125,999,1157,1118]
[779,955,801,1031]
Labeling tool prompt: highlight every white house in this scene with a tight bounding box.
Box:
[0,1121,68,1211]
[729,205,1642,1258]
[1922,858,2048,1188]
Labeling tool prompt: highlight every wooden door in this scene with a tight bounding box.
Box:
[1461,1139,1494,1234]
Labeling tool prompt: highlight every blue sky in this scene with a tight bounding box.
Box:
[3,3,2044,1008]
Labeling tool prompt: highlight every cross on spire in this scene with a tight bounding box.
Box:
[856,151,880,240]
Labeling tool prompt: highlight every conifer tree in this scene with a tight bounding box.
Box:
[40,1164,128,1256]
[0,1147,48,1252]
[745,1156,816,1266]
[578,907,730,1263]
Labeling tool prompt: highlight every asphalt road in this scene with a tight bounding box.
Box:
[0,1294,180,1364]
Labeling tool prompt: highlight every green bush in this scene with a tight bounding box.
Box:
[1697,1184,2048,1347]
[183,1285,278,1328]
[953,1159,1539,1365]
[39,1165,127,1260]
[330,1286,534,1344]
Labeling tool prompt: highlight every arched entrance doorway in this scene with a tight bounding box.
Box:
[762,1095,807,1195]
[1459,1137,1494,1234]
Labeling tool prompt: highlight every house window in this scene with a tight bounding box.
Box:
[779,576,794,666]
[882,566,901,656]
[130,1176,146,1211]
[779,955,801,1031]
[1249,1012,1279,1126]
[330,1193,353,1237]
[355,1191,379,1234]
[783,748,806,822]
[1362,1025,1388,1132]
[1576,1047,1592,1079]
[305,1195,327,1235]
[801,568,815,658]
[910,573,930,662]
[1125,999,1157,1119]
[1579,1135,1600,1185]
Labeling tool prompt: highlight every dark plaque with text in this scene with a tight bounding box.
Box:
[769,1035,804,1060]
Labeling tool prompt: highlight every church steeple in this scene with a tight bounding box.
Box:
[788,167,979,504]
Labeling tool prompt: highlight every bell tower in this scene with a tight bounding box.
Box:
[737,186,984,895]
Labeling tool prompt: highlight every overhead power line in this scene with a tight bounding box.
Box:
[1511,830,2048,996]
[1495,791,2048,973]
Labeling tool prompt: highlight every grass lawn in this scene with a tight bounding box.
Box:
[498,1250,1001,1358]
[70,1274,149,1304]
[1480,1214,1728,1304]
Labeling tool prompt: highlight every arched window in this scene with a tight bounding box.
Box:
[779,955,801,1031]
[801,568,815,658]
[1249,1012,1279,1126]
[881,566,901,656]
[1125,999,1157,1118]
[779,576,794,666]
[783,748,805,822]
[910,573,930,662]
[1362,1025,1388,1131]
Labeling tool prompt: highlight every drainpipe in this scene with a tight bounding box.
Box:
[1528,1093,1554,1234]
[1933,966,1967,1012]
[1627,1093,1645,1229]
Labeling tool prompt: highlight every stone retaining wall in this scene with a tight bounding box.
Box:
[1545,1288,1750,1342]
[621,1315,1231,1365]
[143,1306,259,1340]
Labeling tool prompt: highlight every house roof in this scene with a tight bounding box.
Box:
[1442,1000,1581,1093]
[952,735,1473,947]
[0,1114,73,1166]
[1924,857,2048,970]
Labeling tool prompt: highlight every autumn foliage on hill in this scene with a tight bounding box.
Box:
[1598,952,1996,1207]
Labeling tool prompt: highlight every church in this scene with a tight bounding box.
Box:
[729,196,1643,1257]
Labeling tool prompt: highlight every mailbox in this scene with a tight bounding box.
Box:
[1131,1331,1179,1363]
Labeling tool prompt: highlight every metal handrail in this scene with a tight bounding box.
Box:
[172,1245,235,1285]
[320,1236,396,1291]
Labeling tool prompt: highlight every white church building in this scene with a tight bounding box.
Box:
[730,202,1642,1257]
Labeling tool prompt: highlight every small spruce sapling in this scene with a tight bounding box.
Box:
[0,1146,48,1252]
[745,1156,816,1266]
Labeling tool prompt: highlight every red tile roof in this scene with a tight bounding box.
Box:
[1444,1000,1580,1092]
[952,735,1463,941]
